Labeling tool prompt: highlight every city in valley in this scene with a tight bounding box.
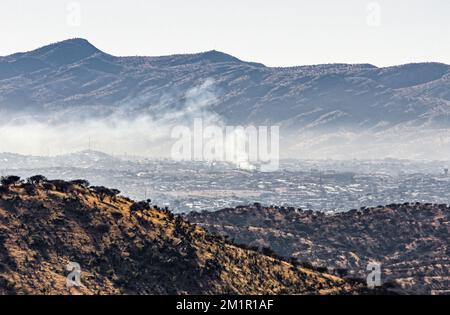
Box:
[2,150,450,214]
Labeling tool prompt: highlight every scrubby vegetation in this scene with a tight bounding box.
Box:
[0,176,373,295]
[187,203,450,294]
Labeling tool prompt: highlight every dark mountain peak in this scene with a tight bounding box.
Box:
[60,37,94,45]
[35,38,101,55]
[148,49,251,67]
[379,62,450,77]
[187,50,266,67]
[9,38,104,66]
[198,50,242,63]
[374,62,450,88]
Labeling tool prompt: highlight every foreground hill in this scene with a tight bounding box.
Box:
[186,203,449,294]
[0,176,370,295]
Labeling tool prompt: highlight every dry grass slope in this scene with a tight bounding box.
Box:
[0,177,369,295]
[187,204,450,294]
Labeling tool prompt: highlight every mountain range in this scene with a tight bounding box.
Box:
[1,38,450,127]
[2,38,450,158]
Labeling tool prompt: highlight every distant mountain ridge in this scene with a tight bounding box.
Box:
[1,38,450,129]
[2,39,450,159]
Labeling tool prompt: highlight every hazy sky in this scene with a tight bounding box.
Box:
[0,0,449,67]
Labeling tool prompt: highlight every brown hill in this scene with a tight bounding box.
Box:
[186,203,449,295]
[0,176,369,295]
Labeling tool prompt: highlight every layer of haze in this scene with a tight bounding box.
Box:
[0,0,449,67]
[0,80,222,158]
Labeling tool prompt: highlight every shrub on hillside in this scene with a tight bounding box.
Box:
[1,176,22,187]
[70,179,90,188]
[130,200,151,213]
[27,175,48,185]
[91,186,121,199]
[48,180,73,192]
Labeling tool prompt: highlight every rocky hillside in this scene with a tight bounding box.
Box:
[0,176,370,295]
[186,203,449,294]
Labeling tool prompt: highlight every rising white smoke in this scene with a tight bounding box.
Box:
[0,78,265,170]
[0,79,221,157]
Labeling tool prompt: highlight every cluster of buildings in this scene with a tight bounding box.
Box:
[3,152,450,213]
